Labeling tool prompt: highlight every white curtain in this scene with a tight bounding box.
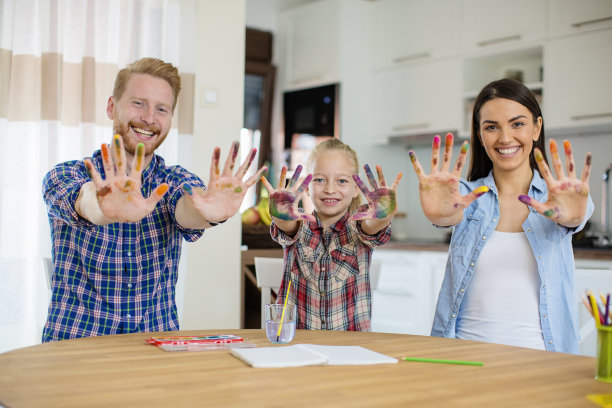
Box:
[0,0,197,352]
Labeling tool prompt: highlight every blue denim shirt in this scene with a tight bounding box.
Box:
[431,170,594,354]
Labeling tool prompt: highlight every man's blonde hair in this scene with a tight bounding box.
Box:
[113,58,181,111]
[307,138,362,215]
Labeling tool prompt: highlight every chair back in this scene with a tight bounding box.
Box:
[254,257,284,329]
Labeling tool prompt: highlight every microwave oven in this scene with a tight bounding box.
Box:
[283,83,339,149]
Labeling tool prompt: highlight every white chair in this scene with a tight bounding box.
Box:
[254,257,284,329]
[42,257,53,291]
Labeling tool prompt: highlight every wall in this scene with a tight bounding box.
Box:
[180,0,246,329]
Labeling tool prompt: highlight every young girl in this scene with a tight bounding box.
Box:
[261,139,401,331]
[408,78,593,353]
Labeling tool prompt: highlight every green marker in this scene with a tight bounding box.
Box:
[403,357,484,366]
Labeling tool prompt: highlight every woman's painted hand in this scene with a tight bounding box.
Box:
[351,164,402,221]
[260,165,316,222]
[84,134,168,223]
[408,133,489,226]
[518,139,591,228]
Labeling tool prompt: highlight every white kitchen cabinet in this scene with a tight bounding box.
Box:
[370,58,462,142]
[278,0,339,90]
[371,250,447,335]
[462,0,547,52]
[547,0,612,38]
[545,29,612,128]
[370,0,461,70]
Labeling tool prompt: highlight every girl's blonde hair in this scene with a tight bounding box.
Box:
[307,138,362,215]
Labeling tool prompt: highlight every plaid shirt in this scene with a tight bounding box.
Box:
[272,209,391,331]
[42,151,205,342]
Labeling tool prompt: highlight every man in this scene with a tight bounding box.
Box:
[42,58,264,341]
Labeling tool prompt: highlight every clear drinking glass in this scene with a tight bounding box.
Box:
[265,303,297,344]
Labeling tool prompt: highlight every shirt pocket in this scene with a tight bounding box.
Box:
[296,245,317,281]
[330,242,359,282]
[450,208,485,250]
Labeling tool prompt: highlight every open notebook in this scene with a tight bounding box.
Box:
[230,344,398,368]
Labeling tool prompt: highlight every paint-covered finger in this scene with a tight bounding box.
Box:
[409,150,426,181]
[364,164,379,189]
[84,158,104,187]
[113,134,127,175]
[580,153,592,186]
[146,183,169,208]
[390,172,403,190]
[236,148,257,179]
[288,165,302,188]
[452,141,469,178]
[460,185,489,208]
[441,133,454,173]
[431,135,441,173]
[209,147,221,183]
[562,140,576,178]
[260,175,274,193]
[518,195,561,221]
[100,143,113,178]
[278,166,287,190]
[131,143,146,180]
[375,165,387,187]
[352,174,370,196]
[534,148,555,184]
[350,209,372,221]
[299,213,316,222]
[222,141,239,176]
[245,166,268,188]
[295,174,313,196]
[549,139,564,179]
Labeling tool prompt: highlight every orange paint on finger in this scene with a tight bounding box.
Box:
[101,144,110,162]
[549,139,558,154]
[563,140,572,155]
[155,184,169,197]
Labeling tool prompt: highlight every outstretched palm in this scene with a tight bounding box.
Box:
[352,164,401,221]
[85,134,168,223]
[518,139,591,228]
[409,133,489,226]
[260,165,315,222]
[181,141,267,223]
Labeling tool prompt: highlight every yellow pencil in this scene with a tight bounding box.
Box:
[589,292,601,328]
[276,280,292,341]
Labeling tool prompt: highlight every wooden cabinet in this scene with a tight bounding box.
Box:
[278,0,339,89]
[371,250,447,335]
[371,58,462,142]
[462,0,546,51]
[370,0,461,69]
[547,0,612,38]
[545,29,612,128]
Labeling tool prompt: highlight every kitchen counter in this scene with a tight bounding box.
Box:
[385,240,612,261]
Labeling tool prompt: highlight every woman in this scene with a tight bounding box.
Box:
[409,78,593,353]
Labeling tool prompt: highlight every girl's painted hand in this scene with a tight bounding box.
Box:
[260,165,316,222]
[351,164,402,221]
[84,134,169,222]
[408,133,489,226]
[181,141,267,223]
[518,139,591,228]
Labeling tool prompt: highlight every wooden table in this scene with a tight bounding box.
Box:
[1,330,609,407]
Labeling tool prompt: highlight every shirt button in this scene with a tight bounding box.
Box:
[493,219,496,222]
[470,263,475,267]
[451,314,456,318]
[542,284,546,289]
[527,228,531,232]
[482,236,487,240]
[126,313,132,318]
[460,288,464,293]
[548,340,553,345]
[127,251,132,257]
[127,283,133,288]
[542,314,547,318]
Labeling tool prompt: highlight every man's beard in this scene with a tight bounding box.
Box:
[114,120,167,156]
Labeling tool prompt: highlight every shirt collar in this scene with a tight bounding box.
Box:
[310,210,350,232]
[483,168,546,197]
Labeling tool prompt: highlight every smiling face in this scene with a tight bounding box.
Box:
[106,73,174,164]
[478,97,542,177]
[308,150,360,228]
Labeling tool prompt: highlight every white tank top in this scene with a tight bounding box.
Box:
[455,231,546,350]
